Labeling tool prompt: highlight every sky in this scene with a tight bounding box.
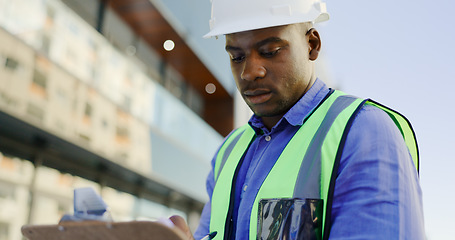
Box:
[317,0,455,239]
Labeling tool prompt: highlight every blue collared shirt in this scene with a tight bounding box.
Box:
[194,79,424,239]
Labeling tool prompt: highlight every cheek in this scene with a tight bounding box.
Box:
[232,70,244,91]
[230,63,242,79]
[234,79,242,91]
[232,71,242,88]
[277,66,308,97]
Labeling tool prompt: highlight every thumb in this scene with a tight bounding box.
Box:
[169,215,195,240]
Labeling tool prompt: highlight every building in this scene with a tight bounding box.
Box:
[0,0,242,239]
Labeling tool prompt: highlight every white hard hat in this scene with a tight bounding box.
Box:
[204,0,329,38]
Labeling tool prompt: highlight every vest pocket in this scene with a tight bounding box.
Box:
[257,198,322,240]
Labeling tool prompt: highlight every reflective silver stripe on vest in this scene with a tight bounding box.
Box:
[293,95,358,199]
[215,129,246,182]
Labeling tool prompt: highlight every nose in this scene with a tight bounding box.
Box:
[241,56,266,81]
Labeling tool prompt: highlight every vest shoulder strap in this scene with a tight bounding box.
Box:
[210,124,255,237]
[365,100,419,172]
[214,125,253,182]
[323,98,420,239]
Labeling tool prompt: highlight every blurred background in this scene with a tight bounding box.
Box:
[0,0,453,240]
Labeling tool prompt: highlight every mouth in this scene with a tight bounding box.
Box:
[243,89,272,105]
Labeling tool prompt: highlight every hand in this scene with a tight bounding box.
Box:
[169,215,195,240]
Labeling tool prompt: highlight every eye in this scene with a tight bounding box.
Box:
[260,48,280,58]
[231,55,245,63]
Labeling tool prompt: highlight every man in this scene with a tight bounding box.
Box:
[172,0,424,239]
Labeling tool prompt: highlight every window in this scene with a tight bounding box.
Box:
[32,69,47,89]
[0,182,14,200]
[115,126,129,144]
[26,103,44,121]
[84,102,92,117]
[0,222,9,240]
[58,202,70,217]
[78,133,91,143]
[46,4,56,21]
[122,95,131,111]
[30,69,48,98]
[4,57,18,71]
[116,126,129,138]
[41,34,51,55]
[115,152,128,164]
[101,118,108,128]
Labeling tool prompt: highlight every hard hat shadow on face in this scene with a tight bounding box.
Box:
[204,0,329,39]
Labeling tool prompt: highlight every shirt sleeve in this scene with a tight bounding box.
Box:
[193,156,215,240]
[328,105,425,239]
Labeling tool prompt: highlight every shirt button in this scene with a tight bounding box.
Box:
[265,135,271,141]
[243,185,248,191]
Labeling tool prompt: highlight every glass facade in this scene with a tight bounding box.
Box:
[0,0,225,238]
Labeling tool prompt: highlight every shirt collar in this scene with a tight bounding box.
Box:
[248,78,331,134]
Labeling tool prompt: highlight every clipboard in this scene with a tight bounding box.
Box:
[21,221,187,240]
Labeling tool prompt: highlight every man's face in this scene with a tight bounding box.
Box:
[225,24,316,122]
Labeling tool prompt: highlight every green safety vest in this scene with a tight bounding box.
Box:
[209,90,419,240]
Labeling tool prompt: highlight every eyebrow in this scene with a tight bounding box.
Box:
[225,37,285,52]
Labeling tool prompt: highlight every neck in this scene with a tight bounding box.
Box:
[261,115,283,131]
[260,76,316,131]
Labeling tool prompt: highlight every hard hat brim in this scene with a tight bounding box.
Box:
[203,12,329,39]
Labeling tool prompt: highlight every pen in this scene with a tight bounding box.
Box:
[200,231,217,240]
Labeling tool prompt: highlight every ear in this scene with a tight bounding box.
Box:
[306,28,321,61]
